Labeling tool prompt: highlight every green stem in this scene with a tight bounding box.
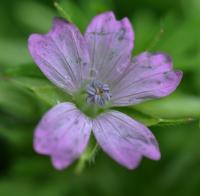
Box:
[54,1,72,23]
[147,27,164,51]
[75,156,86,175]
[158,117,196,126]
[75,136,99,174]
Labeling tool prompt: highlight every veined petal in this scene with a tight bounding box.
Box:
[111,52,183,106]
[34,102,92,170]
[28,17,90,94]
[85,11,134,87]
[92,110,160,169]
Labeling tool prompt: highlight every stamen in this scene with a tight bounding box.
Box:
[86,80,111,106]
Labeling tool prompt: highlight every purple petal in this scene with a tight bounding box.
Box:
[92,110,160,169]
[28,17,90,94]
[111,52,183,106]
[85,11,134,87]
[34,102,92,170]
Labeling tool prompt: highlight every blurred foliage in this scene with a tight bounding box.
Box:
[0,0,200,195]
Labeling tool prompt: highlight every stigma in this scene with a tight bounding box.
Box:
[86,80,111,106]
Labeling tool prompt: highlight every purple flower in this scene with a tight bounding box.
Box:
[28,12,182,170]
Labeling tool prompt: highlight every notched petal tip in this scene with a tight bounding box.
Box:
[126,146,161,170]
[85,11,134,86]
[164,70,183,94]
[175,70,183,80]
[28,15,90,93]
[101,11,115,16]
[126,147,161,170]
[153,151,161,161]
[93,111,161,170]
[111,51,183,106]
[28,17,70,43]
[51,156,71,170]
[28,33,44,55]
[94,11,115,20]
[146,145,161,161]
[125,157,142,170]
[33,102,92,170]
[153,51,172,61]
[33,136,49,155]
[52,16,71,30]
[53,16,70,23]
[174,70,183,88]
[120,17,134,41]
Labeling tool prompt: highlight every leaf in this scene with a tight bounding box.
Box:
[133,94,200,119]
[114,106,194,127]
[0,63,44,78]
[0,80,39,121]
[82,0,113,17]
[0,124,32,150]
[0,38,31,66]
[10,77,72,106]
[152,13,200,71]
[114,107,159,126]
[132,11,161,54]
[132,10,200,71]
[14,1,55,32]
[59,0,89,32]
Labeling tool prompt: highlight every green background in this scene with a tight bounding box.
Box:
[0,0,200,195]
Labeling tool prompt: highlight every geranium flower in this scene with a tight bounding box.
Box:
[28,12,182,170]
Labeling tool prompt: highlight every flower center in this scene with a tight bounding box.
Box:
[86,80,111,106]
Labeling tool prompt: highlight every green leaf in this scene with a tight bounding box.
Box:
[115,107,159,126]
[0,80,39,120]
[0,38,31,66]
[0,125,32,150]
[133,94,200,119]
[0,63,44,78]
[82,0,113,17]
[132,11,161,54]
[14,1,55,32]
[59,0,89,31]
[152,13,200,71]
[114,106,194,127]
[11,77,72,106]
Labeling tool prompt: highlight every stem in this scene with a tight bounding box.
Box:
[75,156,86,175]
[54,1,73,23]
[147,27,164,51]
[75,136,99,175]
[158,117,196,125]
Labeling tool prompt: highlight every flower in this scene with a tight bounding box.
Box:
[28,12,182,170]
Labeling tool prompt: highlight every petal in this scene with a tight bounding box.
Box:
[85,11,134,87]
[28,17,90,94]
[34,102,92,170]
[92,110,160,169]
[111,52,183,106]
